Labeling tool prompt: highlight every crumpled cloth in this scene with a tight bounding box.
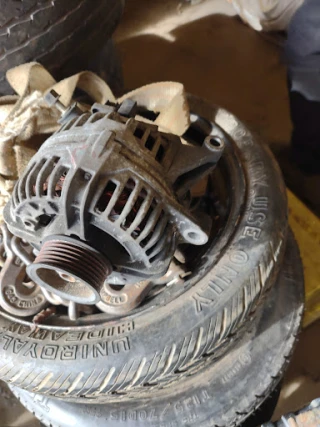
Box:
[229,0,304,31]
[0,62,190,219]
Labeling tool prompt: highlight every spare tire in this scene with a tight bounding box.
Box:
[9,233,304,426]
[0,96,288,400]
[0,0,125,94]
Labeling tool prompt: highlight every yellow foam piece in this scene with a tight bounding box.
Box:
[288,189,320,327]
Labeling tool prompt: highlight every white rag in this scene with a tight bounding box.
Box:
[229,0,304,31]
[0,62,190,220]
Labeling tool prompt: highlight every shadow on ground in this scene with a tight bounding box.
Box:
[116,13,292,149]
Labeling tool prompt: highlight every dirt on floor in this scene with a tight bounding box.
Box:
[115,0,292,151]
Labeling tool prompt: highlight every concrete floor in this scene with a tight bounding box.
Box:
[115,0,292,152]
[115,0,320,218]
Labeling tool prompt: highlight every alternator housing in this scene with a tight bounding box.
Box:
[4,100,223,301]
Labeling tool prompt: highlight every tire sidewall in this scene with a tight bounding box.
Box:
[9,237,304,427]
[0,98,288,398]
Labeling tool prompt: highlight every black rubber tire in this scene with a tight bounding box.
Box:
[9,234,304,427]
[0,0,125,94]
[0,96,288,399]
[73,38,124,97]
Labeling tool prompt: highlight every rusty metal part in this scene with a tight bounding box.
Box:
[11,235,35,266]
[27,236,112,305]
[153,258,191,286]
[264,399,320,427]
[44,89,83,124]
[42,289,79,321]
[32,306,56,325]
[97,280,152,315]
[2,233,190,318]
[41,288,69,306]
[4,98,224,293]
[97,258,189,315]
[35,254,188,317]
[41,289,93,321]
[10,237,93,320]
[0,225,47,317]
[3,233,155,318]
[1,97,225,314]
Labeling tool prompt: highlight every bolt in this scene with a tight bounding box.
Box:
[44,90,67,115]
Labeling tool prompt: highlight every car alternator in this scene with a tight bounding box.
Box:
[2,91,224,312]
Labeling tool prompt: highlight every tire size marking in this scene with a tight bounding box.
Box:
[220,352,252,384]
[82,405,172,422]
[0,334,130,360]
[81,390,212,425]
[83,403,172,423]
[1,321,134,342]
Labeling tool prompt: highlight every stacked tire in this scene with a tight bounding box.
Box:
[0,0,125,95]
[0,95,304,426]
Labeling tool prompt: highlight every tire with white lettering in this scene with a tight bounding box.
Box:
[0,96,288,400]
[9,236,304,427]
